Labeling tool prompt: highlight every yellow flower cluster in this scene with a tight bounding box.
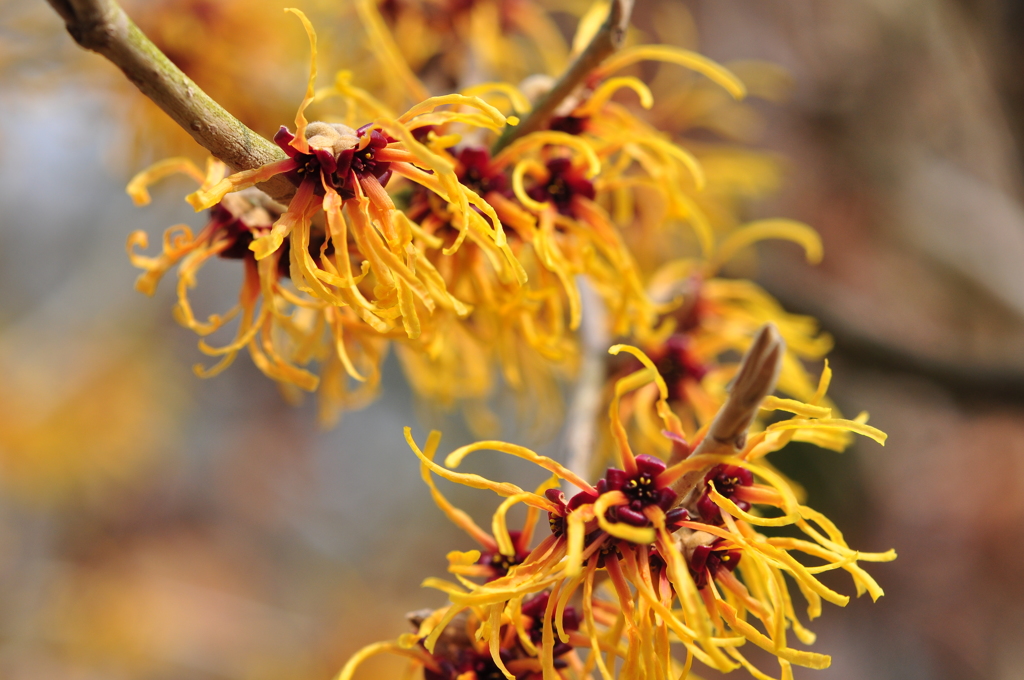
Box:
[126,8,827,433]
[341,334,893,680]
[102,2,902,678]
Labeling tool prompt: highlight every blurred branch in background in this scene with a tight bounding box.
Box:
[691,0,1024,391]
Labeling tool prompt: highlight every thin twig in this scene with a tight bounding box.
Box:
[491,0,635,154]
[45,0,296,203]
[670,323,785,502]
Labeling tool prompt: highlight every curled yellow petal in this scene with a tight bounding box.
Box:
[126,157,205,206]
[713,219,824,270]
[766,418,887,446]
[285,7,317,155]
[334,641,435,680]
[575,77,654,117]
[462,82,531,114]
[511,159,552,213]
[493,494,535,557]
[707,482,797,527]
[186,158,295,211]
[761,396,832,419]
[406,429,558,511]
[493,131,601,178]
[594,491,656,544]
[445,440,597,495]
[597,45,747,99]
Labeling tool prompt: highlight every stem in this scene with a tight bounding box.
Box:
[490,0,635,154]
[45,0,296,203]
[670,323,785,503]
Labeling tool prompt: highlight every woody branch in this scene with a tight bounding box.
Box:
[44,0,296,202]
[491,0,635,153]
[48,0,635,190]
[670,323,785,503]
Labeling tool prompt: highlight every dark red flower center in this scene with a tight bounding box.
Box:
[546,455,690,540]
[456,147,508,197]
[650,335,708,401]
[545,487,593,538]
[548,115,589,136]
[599,454,677,528]
[528,158,595,215]
[403,146,512,246]
[522,591,579,656]
[696,464,754,524]
[209,202,333,278]
[689,541,742,589]
[423,593,578,680]
[209,203,256,260]
[477,530,529,580]
[274,125,394,199]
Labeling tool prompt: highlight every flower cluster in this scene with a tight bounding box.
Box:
[127,8,830,433]
[345,331,894,680]
[40,0,904,676]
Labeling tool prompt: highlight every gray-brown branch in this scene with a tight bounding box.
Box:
[670,323,785,503]
[491,0,635,154]
[45,0,296,203]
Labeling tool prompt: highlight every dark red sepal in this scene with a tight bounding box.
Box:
[655,487,677,510]
[605,468,629,491]
[635,454,667,477]
[665,507,690,531]
[274,126,298,157]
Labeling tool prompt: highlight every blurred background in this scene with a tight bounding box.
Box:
[1,0,1023,679]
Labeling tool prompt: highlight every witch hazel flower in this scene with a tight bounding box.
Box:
[125,156,388,424]
[125,9,539,423]
[182,10,524,340]
[396,324,893,680]
[605,230,849,467]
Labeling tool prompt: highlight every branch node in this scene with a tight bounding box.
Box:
[670,323,785,502]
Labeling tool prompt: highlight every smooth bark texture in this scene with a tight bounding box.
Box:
[46,0,296,202]
[670,323,785,503]
[491,0,635,154]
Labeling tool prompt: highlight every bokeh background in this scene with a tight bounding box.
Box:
[1,0,1023,679]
